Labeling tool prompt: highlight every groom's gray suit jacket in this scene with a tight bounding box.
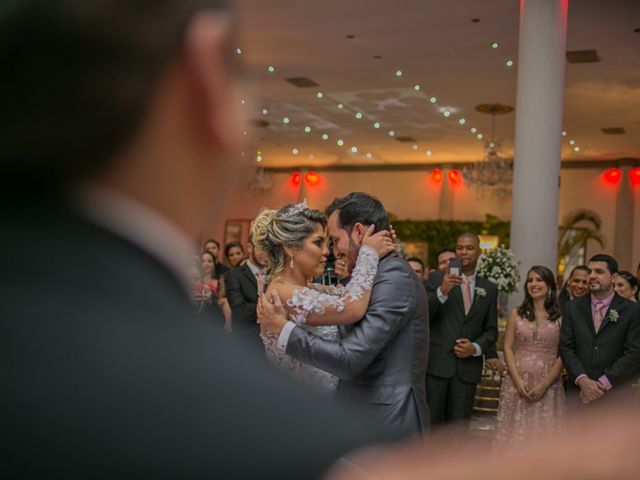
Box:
[286,252,430,436]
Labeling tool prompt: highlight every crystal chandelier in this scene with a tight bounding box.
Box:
[244,157,272,193]
[243,146,272,193]
[462,104,514,191]
[243,118,273,194]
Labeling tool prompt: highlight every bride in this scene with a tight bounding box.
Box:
[251,200,395,394]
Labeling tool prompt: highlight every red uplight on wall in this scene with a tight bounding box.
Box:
[291,172,302,186]
[431,168,443,183]
[629,167,640,185]
[448,169,462,185]
[305,172,321,186]
[603,168,622,184]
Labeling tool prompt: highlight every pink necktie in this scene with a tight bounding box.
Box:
[594,301,605,332]
[256,271,265,296]
[462,277,472,315]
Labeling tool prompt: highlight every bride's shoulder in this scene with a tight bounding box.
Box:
[267,281,316,308]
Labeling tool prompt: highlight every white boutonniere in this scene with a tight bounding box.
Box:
[475,287,487,298]
[607,309,619,323]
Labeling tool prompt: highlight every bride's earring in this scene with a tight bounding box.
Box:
[290,255,295,269]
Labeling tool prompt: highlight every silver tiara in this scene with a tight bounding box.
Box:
[281,199,308,219]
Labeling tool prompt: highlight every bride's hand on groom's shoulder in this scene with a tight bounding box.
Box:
[257,290,288,335]
[388,224,398,244]
[362,225,396,258]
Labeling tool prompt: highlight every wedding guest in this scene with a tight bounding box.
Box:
[2,0,384,477]
[407,257,427,283]
[559,254,640,410]
[203,238,230,277]
[199,250,233,325]
[225,234,267,350]
[203,238,220,258]
[191,259,224,323]
[199,251,220,297]
[494,266,565,448]
[613,271,639,303]
[435,247,456,272]
[558,265,589,312]
[426,233,498,431]
[224,241,246,268]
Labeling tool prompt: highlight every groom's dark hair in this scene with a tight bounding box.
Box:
[588,254,618,274]
[325,192,389,234]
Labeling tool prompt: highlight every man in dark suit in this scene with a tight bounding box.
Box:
[425,233,498,429]
[0,2,385,477]
[225,233,267,351]
[559,254,640,409]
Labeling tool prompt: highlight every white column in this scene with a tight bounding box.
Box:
[614,166,634,268]
[510,0,568,289]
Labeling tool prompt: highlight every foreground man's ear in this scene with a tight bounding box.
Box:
[183,11,243,153]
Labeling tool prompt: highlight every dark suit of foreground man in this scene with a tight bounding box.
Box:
[0,1,383,477]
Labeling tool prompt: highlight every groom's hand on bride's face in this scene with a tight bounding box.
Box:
[257,291,288,334]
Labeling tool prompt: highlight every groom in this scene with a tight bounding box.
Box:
[260,192,430,437]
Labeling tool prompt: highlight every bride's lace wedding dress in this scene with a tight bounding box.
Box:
[261,246,379,395]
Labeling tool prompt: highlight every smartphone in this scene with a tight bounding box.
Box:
[448,257,462,276]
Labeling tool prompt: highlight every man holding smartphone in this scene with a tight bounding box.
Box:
[425,233,499,431]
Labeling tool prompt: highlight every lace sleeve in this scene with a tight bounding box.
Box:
[286,246,379,325]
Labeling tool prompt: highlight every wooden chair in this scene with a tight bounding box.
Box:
[472,365,502,415]
[468,364,503,439]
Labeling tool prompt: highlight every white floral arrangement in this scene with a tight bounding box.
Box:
[607,309,619,323]
[476,244,521,294]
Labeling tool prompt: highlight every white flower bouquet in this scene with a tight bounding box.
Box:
[476,244,521,294]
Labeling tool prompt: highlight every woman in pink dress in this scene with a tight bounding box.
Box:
[494,265,565,448]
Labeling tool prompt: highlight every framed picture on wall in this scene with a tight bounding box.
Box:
[224,219,252,247]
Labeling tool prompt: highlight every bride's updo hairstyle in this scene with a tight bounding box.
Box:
[251,202,327,275]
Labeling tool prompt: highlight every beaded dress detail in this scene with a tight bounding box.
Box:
[262,246,379,394]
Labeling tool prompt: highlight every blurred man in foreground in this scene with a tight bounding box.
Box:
[0,1,383,477]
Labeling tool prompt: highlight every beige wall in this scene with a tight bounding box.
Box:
[209,166,639,271]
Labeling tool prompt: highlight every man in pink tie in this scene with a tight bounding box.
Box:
[560,254,640,410]
[425,233,499,431]
[225,233,268,352]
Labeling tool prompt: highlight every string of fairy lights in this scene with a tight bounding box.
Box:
[236,41,582,165]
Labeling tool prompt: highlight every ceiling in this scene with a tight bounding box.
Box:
[235,0,640,168]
